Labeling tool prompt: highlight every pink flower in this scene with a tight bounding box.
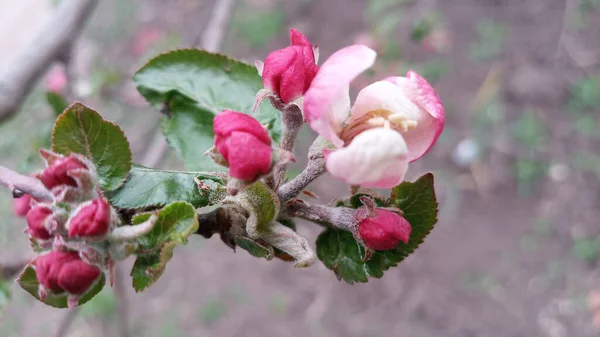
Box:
[260,29,319,104]
[13,194,33,217]
[358,209,411,250]
[35,250,101,295]
[304,45,445,188]
[40,156,88,190]
[26,204,54,240]
[68,198,112,239]
[214,110,272,181]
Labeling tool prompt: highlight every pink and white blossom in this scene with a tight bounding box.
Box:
[304,45,445,187]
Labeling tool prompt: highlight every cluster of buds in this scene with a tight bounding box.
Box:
[204,29,444,261]
[14,150,155,308]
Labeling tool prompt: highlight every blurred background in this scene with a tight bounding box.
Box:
[1,0,600,336]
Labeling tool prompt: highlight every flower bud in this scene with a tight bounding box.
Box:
[214,110,272,182]
[40,156,88,189]
[68,198,112,239]
[358,209,411,250]
[26,204,55,240]
[36,250,101,296]
[13,194,33,217]
[261,29,319,104]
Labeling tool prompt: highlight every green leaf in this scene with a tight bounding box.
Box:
[234,237,273,260]
[18,265,105,308]
[45,92,69,116]
[106,165,226,209]
[52,102,132,191]
[316,173,438,283]
[134,49,281,171]
[131,201,199,292]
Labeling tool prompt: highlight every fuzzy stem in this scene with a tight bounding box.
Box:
[277,157,326,201]
[268,103,304,189]
[286,200,358,232]
[0,165,54,201]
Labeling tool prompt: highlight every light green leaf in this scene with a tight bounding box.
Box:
[52,102,132,191]
[234,237,274,260]
[134,49,281,171]
[106,165,226,209]
[18,265,105,308]
[131,202,199,292]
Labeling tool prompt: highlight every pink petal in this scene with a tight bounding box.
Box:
[290,29,311,46]
[385,71,445,162]
[348,80,421,123]
[325,128,408,188]
[304,45,377,147]
[225,132,272,181]
[214,110,271,145]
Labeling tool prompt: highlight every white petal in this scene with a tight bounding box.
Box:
[325,128,409,188]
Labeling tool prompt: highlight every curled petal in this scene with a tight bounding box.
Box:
[214,110,271,146]
[385,71,445,162]
[304,45,377,147]
[348,80,422,123]
[223,131,272,181]
[325,128,409,188]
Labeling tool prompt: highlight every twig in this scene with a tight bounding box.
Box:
[0,165,53,201]
[141,0,237,168]
[54,308,80,337]
[277,157,326,201]
[273,104,304,187]
[0,260,28,280]
[0,0,98,122]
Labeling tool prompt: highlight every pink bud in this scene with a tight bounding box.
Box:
[68,198,112,239]
[13,194,33,217]
[214,110,272,181]
[45,66,67,94]
[26,205,54,240]
[41,156,87,190]
[358,209,411,250]
[261,29,319,104]
[36,250,100,295]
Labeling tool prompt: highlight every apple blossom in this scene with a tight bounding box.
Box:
[304,45,445,187]
[358,209,412,250]
[68,198,112,239]
[26,204,55,240]
[258,29,319,105]
[35,250,101,305]
[214,110,273,182]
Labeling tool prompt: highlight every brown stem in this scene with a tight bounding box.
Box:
[274,104,304,187]
[0,260,28,280]
[0,165,53,201]
[285,199,358,232]
[277,157,326,201]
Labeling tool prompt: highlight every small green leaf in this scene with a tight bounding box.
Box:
[348,193,386,208]
[316,229,369,283]
[45,92,69,116]
[134,49,281,171]
[106,165,226,209]
[18,265,105,308]
[52,102,132,191]
[131,202,199,292]
[234,237,273,260]
[316,173,438,283]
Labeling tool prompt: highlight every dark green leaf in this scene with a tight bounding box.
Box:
[52,102,132,191]
[234,237,273,260]
[134,49,281,171]
[131,202,199,292]
[316,173,438,283]
[316,229,369,283]
[45,92,69,116]
[348,193,386,208]
[18,265,105,308]
[106,165,226,209]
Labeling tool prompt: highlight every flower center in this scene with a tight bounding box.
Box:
[365,110,418,132]
[340,109,418,145]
